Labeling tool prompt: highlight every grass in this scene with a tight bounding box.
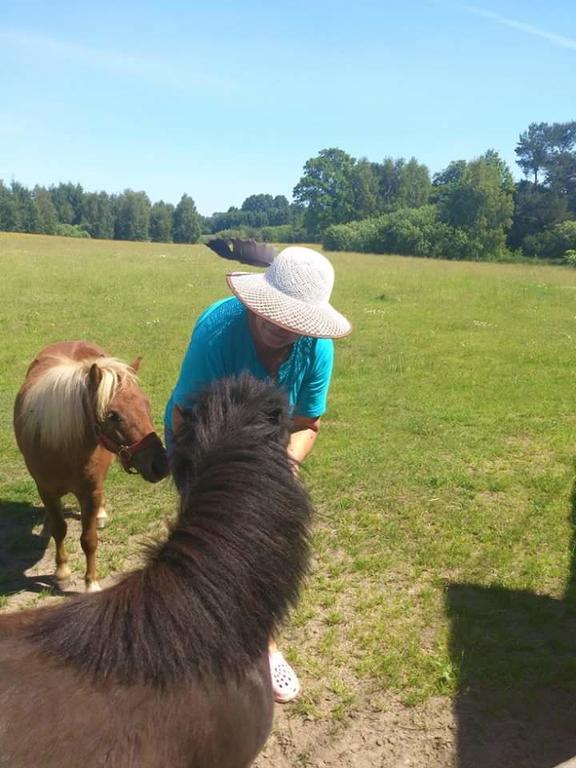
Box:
[1,232,576,718]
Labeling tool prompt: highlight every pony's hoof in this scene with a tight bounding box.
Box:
[96,509,108,529]
[85,580,102,593]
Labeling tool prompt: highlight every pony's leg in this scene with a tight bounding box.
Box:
[38,488,71,585]
[79,489,103,593]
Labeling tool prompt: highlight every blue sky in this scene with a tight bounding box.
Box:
[1,0,574,215]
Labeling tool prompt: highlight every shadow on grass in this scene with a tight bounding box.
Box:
[446,481,576,768]
[0,498,64,597]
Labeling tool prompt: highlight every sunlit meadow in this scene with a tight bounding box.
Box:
[1,232,576,720]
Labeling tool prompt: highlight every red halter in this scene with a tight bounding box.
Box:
[94,426,160,474]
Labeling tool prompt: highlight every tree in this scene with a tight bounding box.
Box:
[350,159,381,220]
[206,194,292,232]
[508,180,568,250]
[436,151,514,258]
[238,193,291,227]
[33,186,58,234]
[11,182,41,233]
[398,158,431,208]
[515,123,550,186]
[370,157,431,211]
[432,160,467,188]
[374,157,403,210]
[82,192,114,239]
[0,181,21,231]
[515,121,576,212]
[241,194,275,214]
[522,220,576,260]
[271,195,290,225]
[173,194,200,244]
[239,194,272,227]
[208,206,245,233]
[114,190,151,241]
[546,126,576,213]
[149,201,174,242]
[288,202,305,228]
[293,148,357,236]
[49,182,85,225]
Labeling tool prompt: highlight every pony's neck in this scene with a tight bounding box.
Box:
[29,376,312,688]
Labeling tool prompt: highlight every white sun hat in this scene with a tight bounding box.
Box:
[226,246,352,339]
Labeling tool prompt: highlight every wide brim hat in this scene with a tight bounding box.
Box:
[226,246,352,339]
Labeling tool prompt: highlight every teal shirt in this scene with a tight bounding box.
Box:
[165,297,334,446]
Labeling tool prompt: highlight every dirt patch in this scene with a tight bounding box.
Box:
[254,685,576,768]
[0,503,137,612]
[255,694,455,768]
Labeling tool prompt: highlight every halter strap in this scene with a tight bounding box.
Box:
[94,426,159,474]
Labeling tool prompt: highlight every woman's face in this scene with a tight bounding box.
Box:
[249,312,301,350]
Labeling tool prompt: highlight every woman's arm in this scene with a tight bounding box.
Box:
[288,416,321,468]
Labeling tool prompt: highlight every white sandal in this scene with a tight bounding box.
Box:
[269,650,300,704]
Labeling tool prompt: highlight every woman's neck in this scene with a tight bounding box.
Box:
[248,314,294,375]
[255,338,292,375]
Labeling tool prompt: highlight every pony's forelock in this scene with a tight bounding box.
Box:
[18,356,136,449]
[93,360,137,420]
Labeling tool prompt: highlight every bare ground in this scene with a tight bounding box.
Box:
[2,511,576,768]
[255,694,456,768]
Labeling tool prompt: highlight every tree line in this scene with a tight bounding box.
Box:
[0,184,202,243]
[295,122,576,261]
[1,121,575,262]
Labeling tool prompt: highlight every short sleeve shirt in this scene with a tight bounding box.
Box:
[164,297,334,442]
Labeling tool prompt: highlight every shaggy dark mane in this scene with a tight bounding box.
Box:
[28,375,313,687]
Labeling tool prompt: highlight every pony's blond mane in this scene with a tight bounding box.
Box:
[18,356,137,450]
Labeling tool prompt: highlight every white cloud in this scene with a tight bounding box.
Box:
[461,5,576,50]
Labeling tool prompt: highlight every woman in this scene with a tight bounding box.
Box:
[165,245,352,702]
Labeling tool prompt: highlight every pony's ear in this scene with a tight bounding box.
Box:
[88,362,103,392]
[130,356,143,373]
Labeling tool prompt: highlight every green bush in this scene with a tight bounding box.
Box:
[259,224,307,243]
[323,220,372,252]
[323,206,497,260]
[522,220,576,260]
[55,223,91,238]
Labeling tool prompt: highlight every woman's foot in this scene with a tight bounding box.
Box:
[269,650,300,703]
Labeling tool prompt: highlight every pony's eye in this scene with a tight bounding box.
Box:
[106,411,121,423]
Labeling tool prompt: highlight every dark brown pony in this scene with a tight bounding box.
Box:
[13,341,168,592]
[0,375,312,768]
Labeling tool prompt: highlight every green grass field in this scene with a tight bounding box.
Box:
[1,232,576,721]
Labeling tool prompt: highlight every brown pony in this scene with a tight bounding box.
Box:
[0,375,312,768]
[13,341,168,592]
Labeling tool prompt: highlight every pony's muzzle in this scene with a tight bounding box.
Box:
[130,434,169,483]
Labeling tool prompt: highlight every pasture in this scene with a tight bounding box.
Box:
[1,232,576,767]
